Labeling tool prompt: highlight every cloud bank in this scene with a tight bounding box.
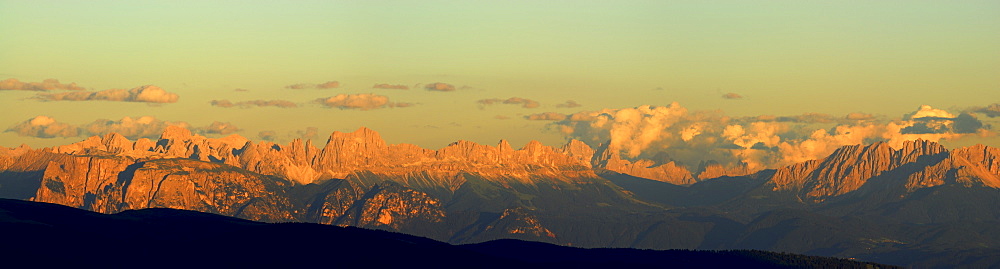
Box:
[81,116,191,139]
[536,103,993,171]
[6,116,80,138]
[0,78,86,91]
[315,93,412,110]
[6,116,246,140]
[34,85,179,103]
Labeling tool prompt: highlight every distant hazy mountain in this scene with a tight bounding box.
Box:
[1,126,998,267]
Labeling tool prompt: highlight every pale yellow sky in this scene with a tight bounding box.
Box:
[1,1,998,159]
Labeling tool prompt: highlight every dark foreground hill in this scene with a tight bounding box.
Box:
[0,199,895,268]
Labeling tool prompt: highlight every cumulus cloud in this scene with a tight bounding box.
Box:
[34,85,179,103]
[722,93,744,99]
[541,103,994,172]
[6,115,251,140]
[556,100,582,108]
[194,121,241,135]
[0,78,86,91]
[477,97,540,109]
[315,93,411,110]
[5,116,80,138]
[210,99,297,108]
[373,83,409,90]
[81,116,190,139]
[424,82,456,92]
[7,115,193,139]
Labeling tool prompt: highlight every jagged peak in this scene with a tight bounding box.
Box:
[897,139,946,154]
[497,139,513,152]
[327,126,384,143]
[101,132,128,142]
[561,139,591,151]
[160,125,193,141]
[216,134,250,148]
[519,140,545,151]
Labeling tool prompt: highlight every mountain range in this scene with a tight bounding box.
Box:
[2,126,998,268]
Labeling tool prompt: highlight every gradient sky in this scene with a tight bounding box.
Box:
[2,1,998,163]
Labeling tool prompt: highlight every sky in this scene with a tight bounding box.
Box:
[2,1,998,170]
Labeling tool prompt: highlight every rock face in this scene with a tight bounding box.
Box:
[334,181,446,231]
[49,127,599,186]
[765,140,999,203]
[696,161,752,180]
[33,156,297,222]
[592,143,696,185]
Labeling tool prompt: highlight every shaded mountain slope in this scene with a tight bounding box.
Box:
[0,199,898,268]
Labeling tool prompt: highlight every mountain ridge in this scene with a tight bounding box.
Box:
[2,126,999,267]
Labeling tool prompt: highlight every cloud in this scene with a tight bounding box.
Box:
[525,112,568,121]
[284,81,340,89]
[194,121,241,135]
[846,112,875,121]
[81,116,190,139]
[34,85,179,103]
[556,100,582,108]
[972,103,1000,117]
[211,99,297,108]
[5,116,80,138]
[907,105,955,119]
[7,116,250,140]
[0,78,86,91]
[755,113,835,124]
[722,93,744,99]
[373,83,409,90]
[285,84,310,89]
[8,115,190,140]
[316,81,340,89]
[258,131,278,141]
[297,127,319,140]
[315,93,411,110]
[477,97,540,109]
[424,82,456,92]
[543,103,994,172]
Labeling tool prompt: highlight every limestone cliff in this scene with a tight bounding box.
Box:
[33,156,297,222]
[592,142,696,185]
[765,140,999,203]
[44,126,598,186]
